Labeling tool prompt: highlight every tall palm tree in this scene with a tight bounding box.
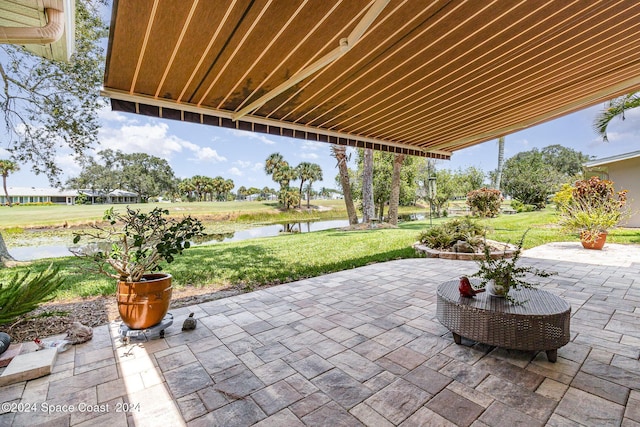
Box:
[265,152,285,175]
[362,148,375,223]
[593,92,640,142]
[296,162,323,208]
[0,159,19,207]
[495,136,505,190]
[330,145,358,225]
[305,163,323,208]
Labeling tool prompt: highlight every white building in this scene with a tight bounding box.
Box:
[0,187,139,206]
[0,187,78,205]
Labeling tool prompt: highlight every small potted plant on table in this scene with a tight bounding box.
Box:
[555,177,629,250]
[471,232,554,304]
[71,207,204,329]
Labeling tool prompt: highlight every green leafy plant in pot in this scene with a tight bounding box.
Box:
[555,177,629,250]
[71,207,204,329]
[471,231,554,304]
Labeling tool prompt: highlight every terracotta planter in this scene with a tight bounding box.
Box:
[117,273,172,329]
[580,232,607,250]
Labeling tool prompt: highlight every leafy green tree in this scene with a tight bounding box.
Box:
[0,159,19,207]
[501,149,564,207]
[0,0,106,266]
[237,186,247,200]
[118,152,176,202]
[0,0,107,183]
[66,149,122,202]
[593,92,640,142]
[501,145,591,208]
[540,145,592,177]
[452,166,485,198]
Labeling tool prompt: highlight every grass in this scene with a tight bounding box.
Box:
[0,199,347,229]
[1,204,639,301]
[0,223,421,300]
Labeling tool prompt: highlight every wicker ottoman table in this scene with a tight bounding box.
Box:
[436,280,571,362]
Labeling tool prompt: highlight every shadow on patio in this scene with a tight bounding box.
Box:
[1,243,639,426]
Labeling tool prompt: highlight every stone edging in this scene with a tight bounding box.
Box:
[412,239,517,261]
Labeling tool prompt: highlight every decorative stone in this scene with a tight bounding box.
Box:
[413,239,516,261]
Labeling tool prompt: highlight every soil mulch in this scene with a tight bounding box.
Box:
[0,285,244,343]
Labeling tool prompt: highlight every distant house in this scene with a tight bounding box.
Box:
[583,150,640,228]
[79,189,139,204]
[0,187,139,206]
[0,187,79,205]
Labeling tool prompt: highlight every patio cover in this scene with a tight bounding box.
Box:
[102,0,640,159]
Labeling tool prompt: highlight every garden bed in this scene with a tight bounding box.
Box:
[413,239,517,260]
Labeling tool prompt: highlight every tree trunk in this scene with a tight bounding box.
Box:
[2,175,12,207]
[362,148,375,223]
[298,180,305,209]
[0,232,16,265]
[388,153,405,225]
[495,136,505,190]
[331,146,358,225]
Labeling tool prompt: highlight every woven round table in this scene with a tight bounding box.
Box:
[436,280,571,362]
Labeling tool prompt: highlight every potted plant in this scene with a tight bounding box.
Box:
[71,207,204,329]
[471,231,554,304]
[555,177,629,249]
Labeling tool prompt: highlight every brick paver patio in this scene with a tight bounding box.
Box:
[1,243,639,426]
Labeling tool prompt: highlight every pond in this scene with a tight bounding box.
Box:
[9,215,425,261]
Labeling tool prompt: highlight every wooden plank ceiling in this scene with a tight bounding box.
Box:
[103,0,640,159]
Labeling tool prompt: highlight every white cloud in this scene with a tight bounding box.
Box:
[99,122,185,158]
[193,147,226,162]
[300,141,324,151]
[299,152,319,160]
[97,105,133,123]
[229,129,276,145]
[98,121,228,163]
[228,167,243,176]
[233,160,264,173]
[55,153,83,177]
[235,160,252,168]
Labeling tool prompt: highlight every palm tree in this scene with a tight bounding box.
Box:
[495,136,505,190]
[362,148,375,223]
[297,162,323,208]
[265,152,285,175]
[593,92,640,142]
[0,159,19,207]
[330,145,358,225]
[388,153,406,225]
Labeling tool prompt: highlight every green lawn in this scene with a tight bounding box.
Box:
[1,205,639,301]
[0,200,346,229]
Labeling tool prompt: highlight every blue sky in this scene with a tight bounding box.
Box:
[5,100,640,192]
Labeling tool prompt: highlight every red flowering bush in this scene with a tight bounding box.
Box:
[466,188,503,217]
[557,177,629,243]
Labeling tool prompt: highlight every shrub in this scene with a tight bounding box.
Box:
[556,177,629,243]
[466,188,503,217]
[418,217,485,250]
[510,199,535,213]
[551,184,573,210]
[0,266,65,325]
